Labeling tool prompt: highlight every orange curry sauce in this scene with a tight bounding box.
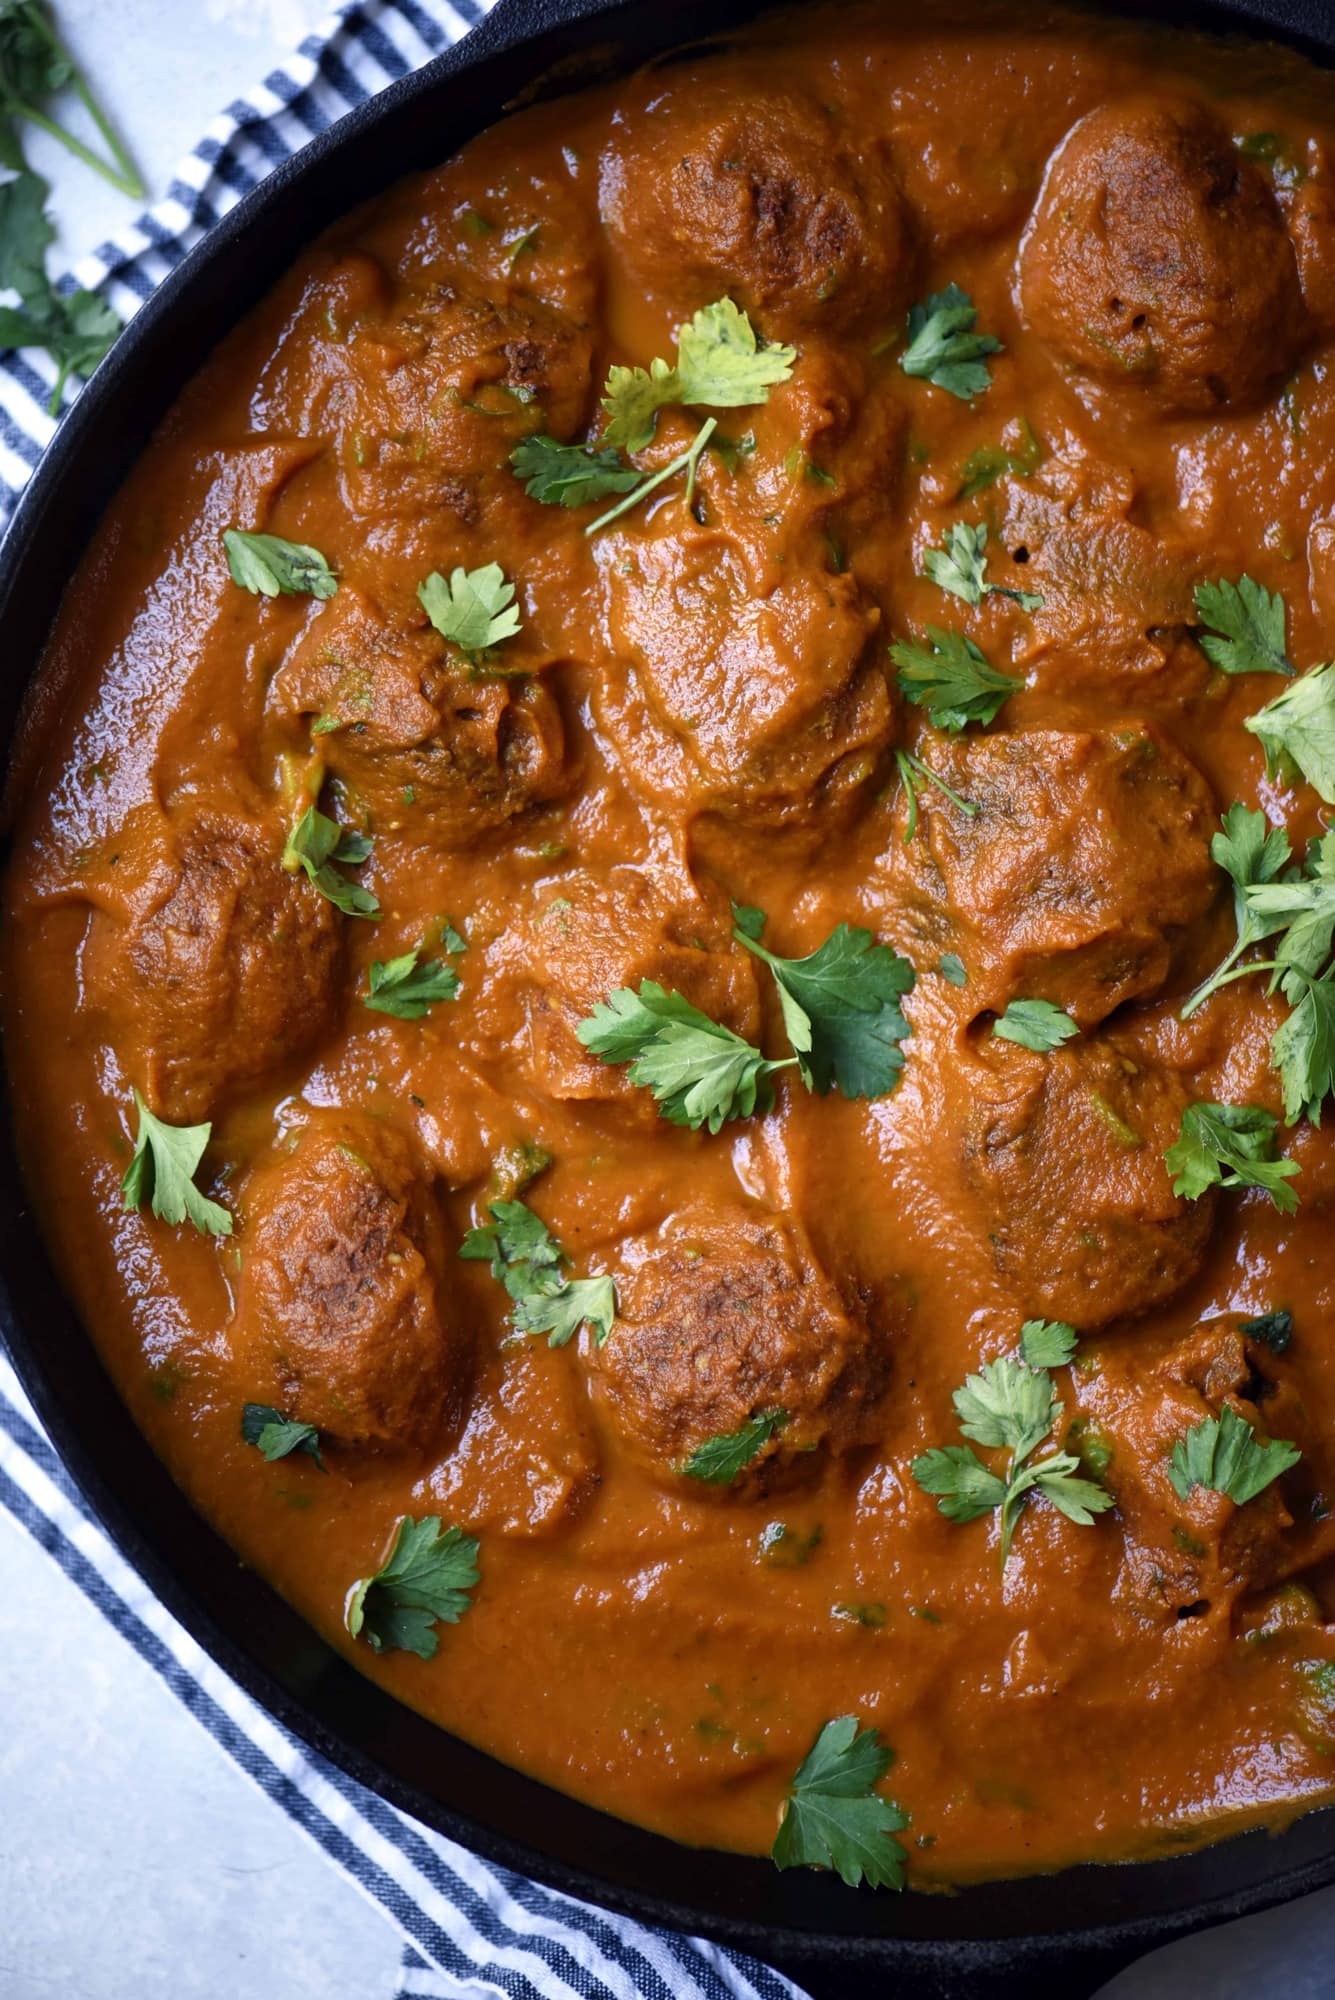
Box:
[7,0,1335,1887]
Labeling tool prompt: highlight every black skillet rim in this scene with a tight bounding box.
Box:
[3,0,1335,1976]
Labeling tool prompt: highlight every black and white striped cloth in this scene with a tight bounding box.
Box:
[0,4,804,1993]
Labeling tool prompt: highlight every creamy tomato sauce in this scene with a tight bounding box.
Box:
[8,0,1335,1887]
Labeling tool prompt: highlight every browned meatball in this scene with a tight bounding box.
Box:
[589,1204,889,1491]
[959,1033,1215,1326]
[893,727,1216,1025]
[236,1110,465,1451]
[600,70,913,337]
[480,866,762,1106]
[270,587,569,841]
[1073,1316,1298,1625]
[81,807,340,1125]
[598,513,893,832]
[1019,95,1307,412]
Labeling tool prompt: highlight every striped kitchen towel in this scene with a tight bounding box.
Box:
[0,5,804,1995]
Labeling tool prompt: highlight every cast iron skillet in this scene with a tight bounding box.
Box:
[2,1,1334,1994]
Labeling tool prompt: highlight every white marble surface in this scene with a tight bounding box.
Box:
[4,5,1335,1997]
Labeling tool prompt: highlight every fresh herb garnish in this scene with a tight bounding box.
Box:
[600,297,796,452]
[734,915,915,1100]
[0,165,118,408]
[121,1091,232,1238]
[1182,805,1293,1020]
[1168,1403,1300,1506]
[924,522,1042,611]
[898,284,1003,401]
[1165,1101,1301,1213]
[912,1348,1113,1565]
[683,1409,787,1484]
[418,562,522,664]
[894,748,979,844]
[955,419,1043,500]
[992,997,1078,1053]
[577,981,786,1132]
[890,627,1022,731]
[1194,577,1293,678]
[0,2,142,194]
[509,434,641,507]
[584,417,717,536]
[771,1717,909,1890]
[241,1403,324,1469]
[283,806,378,919]
[223,528,338,600]
[937,953,968,987]
[1019,1319,1078,1369]
[1240,1308,1294,1353]
[345,1515,480,1660]
[459,1198,617,1347]
[1246,663,1335,803]
[363,949,460,1019]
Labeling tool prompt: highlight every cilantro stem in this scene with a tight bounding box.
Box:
[1182,955,1287,1015]
[895,748,980,845]
[14,98,141,196]
[14,9,144,197]
[585,416,717,536]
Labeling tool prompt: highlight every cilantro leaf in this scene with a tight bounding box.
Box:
[576,981,785,1132]
[223,528,338,600]
[682,1408,787,1484]
[1194,577,1293,678]
[0,0,142,196]
[1246,663,1335,804]
[890,626,1022,731]
[955,418,1044,500]
[600,297,794,451]
[241,1403,324,1470]
[735,920,915,1100]
[912,1349,1112,1564]
[675,297,797,408]
[1168,1402,1300,1506]
[509,433,641,507]
[1182,805,1296,1019]
[1165,1101,1301,1213]
[1271,975,1335,1126]
[460,1199,617,1347]
[772,1717,909,1890]
[1239,1308,1294,1353]
[731,901,767,941]
[284,806,379,919]
[992,998,1078,1053]
[937,953,968,986]
[363,950,459,1019]
[923,522,1042,611]
[0,167,120,410]
[0,164,50,298]
[345,1516,480,1660]
[418,562,522,662]
[1019,1320,1078,1369]
[900,284,1003,401]
[120,1091,232,1238]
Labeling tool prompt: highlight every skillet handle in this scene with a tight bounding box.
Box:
[766,1937,1143,2000]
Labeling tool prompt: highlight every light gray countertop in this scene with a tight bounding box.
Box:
[4,5,1335,1995]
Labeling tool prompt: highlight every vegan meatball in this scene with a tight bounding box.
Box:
[893,726,1216,1025]
[80,806,340,1126]
[1018,95,1307,411]
[236,1110,465,1451]
[960,1033,1216,1326]
[589,1203,890,1491]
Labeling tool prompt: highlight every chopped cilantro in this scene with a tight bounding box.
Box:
[771,1717,909,1890]
[682,1409,787,1484]
[1019,1320,1078,1369]
[1168,1403,1300,1506]
[120,1091,232,1237]
[223,528,337,601]
[576,981,788,1132]
[418,562,522,662]
[992,997,1078,1053]
[1194,577,1293,678]
[923,522,1042,611]
[1165,1101,1301,1213]
[241,1403,324,1469]
[1246,663,1335,803]
[345,1516,480,1659]
[734,916,915,1100]
[283,806,379,919]
[899,284,1003,401]
[363,949,460,1019]
[1240,1308,1294,1354]
[459,1198,616,1346]
[895,747,980,843]
[509,434,641,507]
[600,296,795,452]
[890,627,1022,730]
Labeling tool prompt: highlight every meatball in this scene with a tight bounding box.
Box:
[1074,1317,1298,1625]
[270,587,569,841]
[589,1204,889,1491]
[481,866,762,1105]
[598,516,893,832]
[81,807,340,1125]
[893,727,1216,1025]
[1018,95,1307,412]
[600,70,913,337]
[236,1110,464,1451]
[960,1033,1215,1326]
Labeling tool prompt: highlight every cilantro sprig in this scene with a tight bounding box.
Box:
[120,1091,232,1238]
[894,748,979,844]
[283,806,379,919]
[363,947,460,1020]
[600,297,796,452]
[241,1403,324,1470]
[0,165,118,408]
[898,284,1003,401]
[223,529,338,601]
[1195,576,1293,678]
[459,1199,617,1347]
[1246,663,1335,803]
[734,915,915,1100]
[508,434,641,508]
[682,1410,787,1485]
[419,562,522,665]
[0,1,142,195]
[577,981,786,1132]
[992,998,1078,1053]
[345,1516,480,1660]
[924,523,1042,612]
[1168,1403,1300,1506]
[1182,805,1293,1020]
[912,1340,1112,1566]
[1165,1101,1300,1214]
[771,1717,909,1890]
[890,627,1022,731]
